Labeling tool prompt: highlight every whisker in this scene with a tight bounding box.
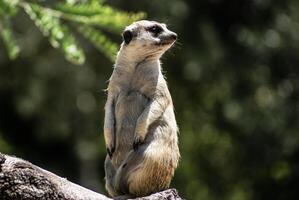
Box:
[175,41,182,46]
[172,43,182,50]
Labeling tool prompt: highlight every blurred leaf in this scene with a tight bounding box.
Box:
[0,16,20,59]
[0,132,11,153]
[23,3,85,64]
[66,0,106,5]
[0,0,19,16]
[271,161,291,181]
[78,26,118,61]
[56,2,146,33]
[0,0,145,63]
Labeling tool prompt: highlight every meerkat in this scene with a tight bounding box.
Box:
[103,20,180,198]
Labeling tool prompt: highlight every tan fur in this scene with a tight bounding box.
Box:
[103,20,180,198]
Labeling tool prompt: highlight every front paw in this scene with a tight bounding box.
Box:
[133,135,144,151]
[106,146,115,158]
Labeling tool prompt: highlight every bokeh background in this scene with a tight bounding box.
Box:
[1,0,299,199]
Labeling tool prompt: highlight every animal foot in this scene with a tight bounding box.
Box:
[133,135,144,151]
[106,146,115,158]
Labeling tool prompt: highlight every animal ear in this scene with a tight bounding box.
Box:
[122,30,133,45]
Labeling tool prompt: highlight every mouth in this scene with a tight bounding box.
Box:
[155,40,175,46]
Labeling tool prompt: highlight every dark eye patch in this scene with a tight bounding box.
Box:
[148,25,163,36]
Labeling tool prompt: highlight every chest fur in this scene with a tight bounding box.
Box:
[110,63,161,97]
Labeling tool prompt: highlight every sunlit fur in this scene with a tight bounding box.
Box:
[103,20,180,198]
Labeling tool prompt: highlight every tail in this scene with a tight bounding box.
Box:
[104,155,118,197]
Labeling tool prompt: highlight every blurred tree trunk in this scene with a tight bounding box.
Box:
[0,153,182,200]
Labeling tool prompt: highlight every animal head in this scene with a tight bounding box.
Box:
[119,20,177,61]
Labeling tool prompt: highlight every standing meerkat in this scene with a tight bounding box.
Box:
[103,20,180,198]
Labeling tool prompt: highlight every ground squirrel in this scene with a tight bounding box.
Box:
[103,20,180,199]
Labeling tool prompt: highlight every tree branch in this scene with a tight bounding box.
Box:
[0,153,182,200]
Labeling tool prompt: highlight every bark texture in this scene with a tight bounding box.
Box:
[0,153,182,200]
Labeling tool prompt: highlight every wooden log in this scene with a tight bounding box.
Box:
[0,153,182,200]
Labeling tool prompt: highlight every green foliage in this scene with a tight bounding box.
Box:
[0,132,11,154]
[0,0,145,64]
[0,16,20,59]
[24,3,85,64]
[56,2,145,33]
[78,26,118,61]
[0,0,19,16]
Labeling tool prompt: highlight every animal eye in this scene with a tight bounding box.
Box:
[148,25,163,35]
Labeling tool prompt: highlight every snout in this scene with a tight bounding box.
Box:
[158,32,177,45]
[170,32,177,41]
[166,31,177,42]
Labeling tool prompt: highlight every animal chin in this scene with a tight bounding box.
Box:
[155,41,173,46]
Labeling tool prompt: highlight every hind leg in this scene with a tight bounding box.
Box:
[114,149,144,196]
[104,155,118,197]
[114,144,173,197]
[113,150,137,195]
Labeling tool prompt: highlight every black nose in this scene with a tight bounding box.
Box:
[171,33,177,40]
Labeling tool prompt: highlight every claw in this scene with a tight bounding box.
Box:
[107,146,115,158]
[107,148,112,158]
[133,136,144,151]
